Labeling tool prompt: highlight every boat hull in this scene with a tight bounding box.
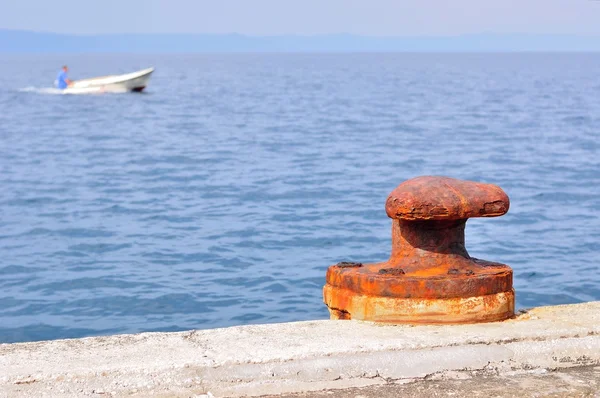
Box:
[64,67,154,94]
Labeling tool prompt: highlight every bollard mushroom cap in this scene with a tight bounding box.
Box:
[385,176,509,221]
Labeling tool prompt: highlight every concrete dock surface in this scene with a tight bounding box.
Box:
[261,366,600,397]
[1,301,599,397]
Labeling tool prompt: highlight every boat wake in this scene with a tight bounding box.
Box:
[18,86,129,95]
[19,87,67,95]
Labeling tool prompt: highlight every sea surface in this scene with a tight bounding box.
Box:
[0,53,598,343]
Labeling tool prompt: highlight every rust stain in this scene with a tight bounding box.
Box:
[323,176,515,324]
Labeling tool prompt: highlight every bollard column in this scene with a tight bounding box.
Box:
[323,176,515,324]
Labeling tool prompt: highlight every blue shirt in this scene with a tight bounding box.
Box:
[56,71,68,89]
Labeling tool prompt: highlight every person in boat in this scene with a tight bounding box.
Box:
[55,65,73,89]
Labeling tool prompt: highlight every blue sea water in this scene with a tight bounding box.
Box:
[0,53,598,344]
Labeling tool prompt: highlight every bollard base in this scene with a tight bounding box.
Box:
[324,285,515,324]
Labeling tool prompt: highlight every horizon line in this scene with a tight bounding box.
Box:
[3,29,600,38]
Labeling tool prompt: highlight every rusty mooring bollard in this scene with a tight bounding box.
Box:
[323,176,515,324]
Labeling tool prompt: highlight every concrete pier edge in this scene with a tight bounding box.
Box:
[1,301,599,397]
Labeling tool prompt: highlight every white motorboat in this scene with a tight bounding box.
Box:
[62,67,154,94]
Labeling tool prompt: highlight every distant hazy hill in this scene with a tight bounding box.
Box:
[2,30,600,52]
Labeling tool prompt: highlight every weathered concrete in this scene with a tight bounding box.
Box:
[262,366,600,398]
[0,302,599,397]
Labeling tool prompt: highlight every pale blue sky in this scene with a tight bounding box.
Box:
[2,0,599,36]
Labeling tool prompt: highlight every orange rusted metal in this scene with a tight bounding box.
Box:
[323,176,515,324]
